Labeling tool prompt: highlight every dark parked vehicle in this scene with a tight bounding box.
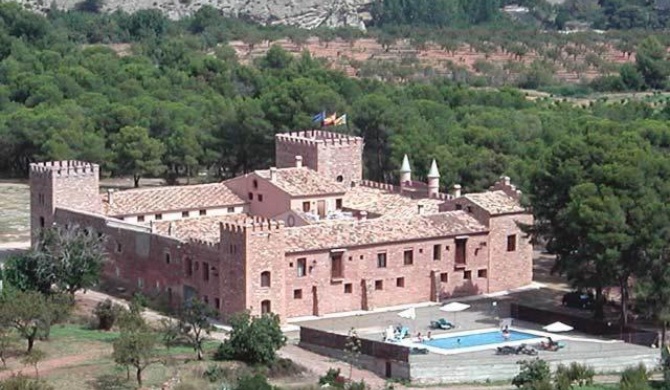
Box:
[562,291,595,310]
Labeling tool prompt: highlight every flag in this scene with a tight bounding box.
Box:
[323,112,337,126]
[312,111,325,123]
[334,114,347,126]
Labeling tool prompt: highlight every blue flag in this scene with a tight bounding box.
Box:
[312,111,325,123]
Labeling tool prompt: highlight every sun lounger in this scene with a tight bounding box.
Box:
[430,318,454,330]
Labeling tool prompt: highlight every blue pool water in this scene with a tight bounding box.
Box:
[424,330,539,350]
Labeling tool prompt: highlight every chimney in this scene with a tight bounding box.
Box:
[417,204,425,215]
[359,211,367,221]
[452,184,462,198]
[503,176,511,186]
[427,159,440,198]
[270,167,277,181]
[107,189,114,206]
[295,155,303,168]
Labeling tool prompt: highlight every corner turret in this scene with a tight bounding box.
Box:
[399,154,411,188]
[427,159,440,198]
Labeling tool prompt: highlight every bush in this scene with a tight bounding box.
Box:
[266,357,306,378]
[347,380,368,390]
[0,374,54,390]
[93,299,123,331]
[620,363,650,390]
[235,374,276,390]
[512,359,551,389]
[203,364,232,383]
[555,362,595,390]
[319,368,346,388]
[214,312,286,365]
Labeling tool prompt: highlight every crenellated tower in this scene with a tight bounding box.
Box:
[275,130,364,186]
[29,161,101,243]
[219,217,287,320]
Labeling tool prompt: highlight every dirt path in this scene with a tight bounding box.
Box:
[0,351,104,380]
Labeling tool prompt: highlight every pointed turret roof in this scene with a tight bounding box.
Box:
[400,154,411,173]
[427,159,440,178]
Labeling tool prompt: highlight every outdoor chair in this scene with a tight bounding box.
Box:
[429,318,454,330]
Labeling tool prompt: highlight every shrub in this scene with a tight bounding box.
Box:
[93,299,123,331]
[235,374,276,390]
[555,362,595,390]
[214,312,286,365]
[266,357,306,378]
[347,380,368,390]
[512,359,551,389]
[0,374,54,390]
[319,368,346,388]
[203,364,231,383]
[620,363,650,390]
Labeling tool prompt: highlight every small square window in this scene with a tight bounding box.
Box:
[258,194,264,202]
[440,272,448,283]
[464,270,472,280]
[199,209,207,216]
[336,198,343,209]
[478,269,488,278]
[359,255,364,260]
[214,298,220,309]
[137,215,145,222]
[248,192,253,200]
[403,249,413,266]
[182,211,189,218]
[419,248,423,254]
[455,204,463,210]
[227,207,235,213]
[433,244,441,260]
[507,235,517,251]
[294,289,303,299]
[396,277,405,288]
[466,206,473,213]
[302,201,310,212]
[155,214,162,221]
[375,280,383,290]
[203,295,209,304]
[116,242,123,253]
[344,283,352,293]
[377,253,387,268]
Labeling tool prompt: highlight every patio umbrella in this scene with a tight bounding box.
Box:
[543,321,574,333]
[439,302,470,325]
[397,307,416,320]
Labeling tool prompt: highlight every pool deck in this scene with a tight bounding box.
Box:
[293,293,660,384]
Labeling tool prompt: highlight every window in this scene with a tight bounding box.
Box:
[261,300,271,314]
[403,249,414,266]
[464,270,472,280]
[182,211,189,218]
[375,280,383,290]
[396,277,405,288]
[336,198,343,209]
[302,201,310,212]
[344,283,352,294]
[336,175,344,182]
[294,289,302,299]
[466,206,473,213]
[165,252,171,264]
[227,207,235,213]
[297,258,307,277]
[440,272,448,283]
[203,295,209,304]
[331,253,344,279]
[39,216,45,228]
[455,204,462,210]
[377,252,387,268]
[455,238,467,265]
[116,241,123,253]
[186,258,193,276]
[248,192,253,200]
[507,235,517,252]
[137,215,145,222]
[214,298,220,309]
[155,213,162,221]
[261,271,271,287]
[253,179,258,189]
[137,278,144,288]
[433,244,441,261]
[478,269,488,278]
[199,209,207,216]
[203,262,210,282]
[258,194,264,202]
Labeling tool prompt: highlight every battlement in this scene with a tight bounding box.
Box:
[29,161,99,179]
[275,130,363,147]
[186,238,220,250]
[359,180,399,192]
[220,217,285,235]
[489,176,522,200]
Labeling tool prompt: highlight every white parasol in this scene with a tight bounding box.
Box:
[397,307,416,320]
[543,321,574,333]
[440,302,470,325]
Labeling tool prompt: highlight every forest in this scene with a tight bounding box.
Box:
[2,1,670,327]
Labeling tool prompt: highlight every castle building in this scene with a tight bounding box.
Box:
[29,130,533,320]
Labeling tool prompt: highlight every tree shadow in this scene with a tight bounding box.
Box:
[88,373,135,390]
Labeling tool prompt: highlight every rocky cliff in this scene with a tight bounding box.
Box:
[12,0,373,29]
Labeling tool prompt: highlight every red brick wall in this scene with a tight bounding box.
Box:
[316,140,363,185]
[439,198,491,227]
[225,174,291,218]
[487,213,533,292]
[283,233,490,318]
[219,223,249,318]
[181,241,224,314]
[276,139,320,172]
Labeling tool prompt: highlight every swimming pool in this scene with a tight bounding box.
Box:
[424,330,539,350]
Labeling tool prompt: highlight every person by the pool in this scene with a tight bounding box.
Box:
[502,325,510,340]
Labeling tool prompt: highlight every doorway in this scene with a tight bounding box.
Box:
[317,200,326,217]
[311,286,319,316]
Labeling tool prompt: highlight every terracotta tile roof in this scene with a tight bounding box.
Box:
[284,211,487,253]
[152,214,250,242]
[464,190,525,215]
[104,183,246,216]
[256,167,347,197]
[343,185,442,218]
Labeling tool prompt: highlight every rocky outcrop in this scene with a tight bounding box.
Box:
[12,0,373,29]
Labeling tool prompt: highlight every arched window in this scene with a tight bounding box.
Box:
[260,271,271,288]
[261,300,271,314]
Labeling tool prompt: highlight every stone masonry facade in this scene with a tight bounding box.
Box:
[29,130,533,322]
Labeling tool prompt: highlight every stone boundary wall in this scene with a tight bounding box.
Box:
[511,303,657,346]
[300,326,410,362]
